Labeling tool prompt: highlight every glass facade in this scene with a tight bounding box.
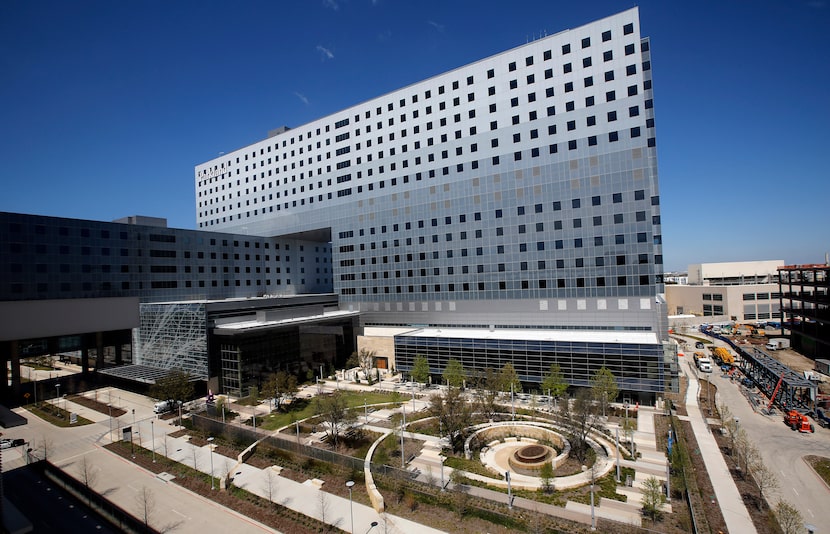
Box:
[135,302,208,379]
[195,8,664,333]
[395,330,670,395]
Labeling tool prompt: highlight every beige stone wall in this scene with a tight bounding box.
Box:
[357,335,396,370]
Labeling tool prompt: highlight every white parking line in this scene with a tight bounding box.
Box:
[792,487,799,496]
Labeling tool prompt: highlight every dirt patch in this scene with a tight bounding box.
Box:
[712,426,783,533]
[67,394,127,417]
[679,419,728,534]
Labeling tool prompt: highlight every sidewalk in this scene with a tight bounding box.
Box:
[682,358,758,534]
[131,413,445,534]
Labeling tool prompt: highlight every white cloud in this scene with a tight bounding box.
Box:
[323,0,339,10]
[294,92,310,105]
[316,45,335,60]
[427,20,445,33]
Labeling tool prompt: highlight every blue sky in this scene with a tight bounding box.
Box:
[1,0,828,271]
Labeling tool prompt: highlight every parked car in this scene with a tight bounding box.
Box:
[0,438,24,449]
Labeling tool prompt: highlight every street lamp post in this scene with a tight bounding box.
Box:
[55,383,60,414]
[439,455,445,491]
[151,420,156,463]
[346,480,355,534]
[131,408,136,458]
[505,471,513,510]
[207,437,215,490]
[108,404,113,442]
[400,405,406,468]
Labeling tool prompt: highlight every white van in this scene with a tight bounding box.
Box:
[153,400,173,414]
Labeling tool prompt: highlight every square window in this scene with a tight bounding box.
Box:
[592,195,601,206]
[562,43,571,54]
[582,37,590,48]
[584,76,593,87]
[626,64,637,76]
[510,79,518,89]
[544,50,552,60]
[582,57,592,68]
[602,30,612,42]
[628,85,638,96]
[487,68,495,79]
[567,120,576,131]
[629,105,640,117]
[587,115,596,126]
[588,135,597,146]
[593,215,602,226]
[545,68,553,79]
[572,198,581,208]
[586,96,595,107]
[563,62,572,74]
[630,126,641,137]
[605,70,614,82]
[625,43,635,55]
[548,124,556,135]
[623,22,634,35]
[565,81,573,93]
[613,193,623,203]
[608,110,617,121]
[614,213,624,224]
[606,90,616,102]
[526,55,534,66]
[608,131,619,142]
[509,61,516,72]
[547,105,556,116]
[568,139,577,150]
[566,101,575,112]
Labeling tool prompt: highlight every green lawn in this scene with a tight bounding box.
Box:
[28,403,94,427]
[255,390,403,431]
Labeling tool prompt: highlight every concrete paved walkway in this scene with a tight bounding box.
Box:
[682,358,758,534]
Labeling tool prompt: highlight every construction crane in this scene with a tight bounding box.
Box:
[767,372,785,411]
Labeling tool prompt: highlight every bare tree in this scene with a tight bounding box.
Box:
[264,468,279,503]
[135,486,155,527]
[347,348,377,383]
[734,429,759,479]
[561,388,600,463]
[750,458,780,510]
[775,499,804,534]
[471,368,500,419]
[37,435,55,461]
[76,455,98,490]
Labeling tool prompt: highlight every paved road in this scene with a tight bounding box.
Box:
[710,359,830,530]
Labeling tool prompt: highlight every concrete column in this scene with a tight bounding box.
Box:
[115,344,123,365]
[95,332,104,371]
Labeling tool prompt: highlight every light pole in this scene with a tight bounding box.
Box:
[131,408,136,458]
[346,480,355,533]
[151,420,156,463]
[400,405,406,468]
[581,465,596,531]
[55,383,60,414]
[439,455,445,492]
[108,404,113,442]
[505,471,513,510]
[615,427,621,482]
[207,437,215,490]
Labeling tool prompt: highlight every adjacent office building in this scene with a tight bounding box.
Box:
[665,260,783,322]
[195,8,676,398]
